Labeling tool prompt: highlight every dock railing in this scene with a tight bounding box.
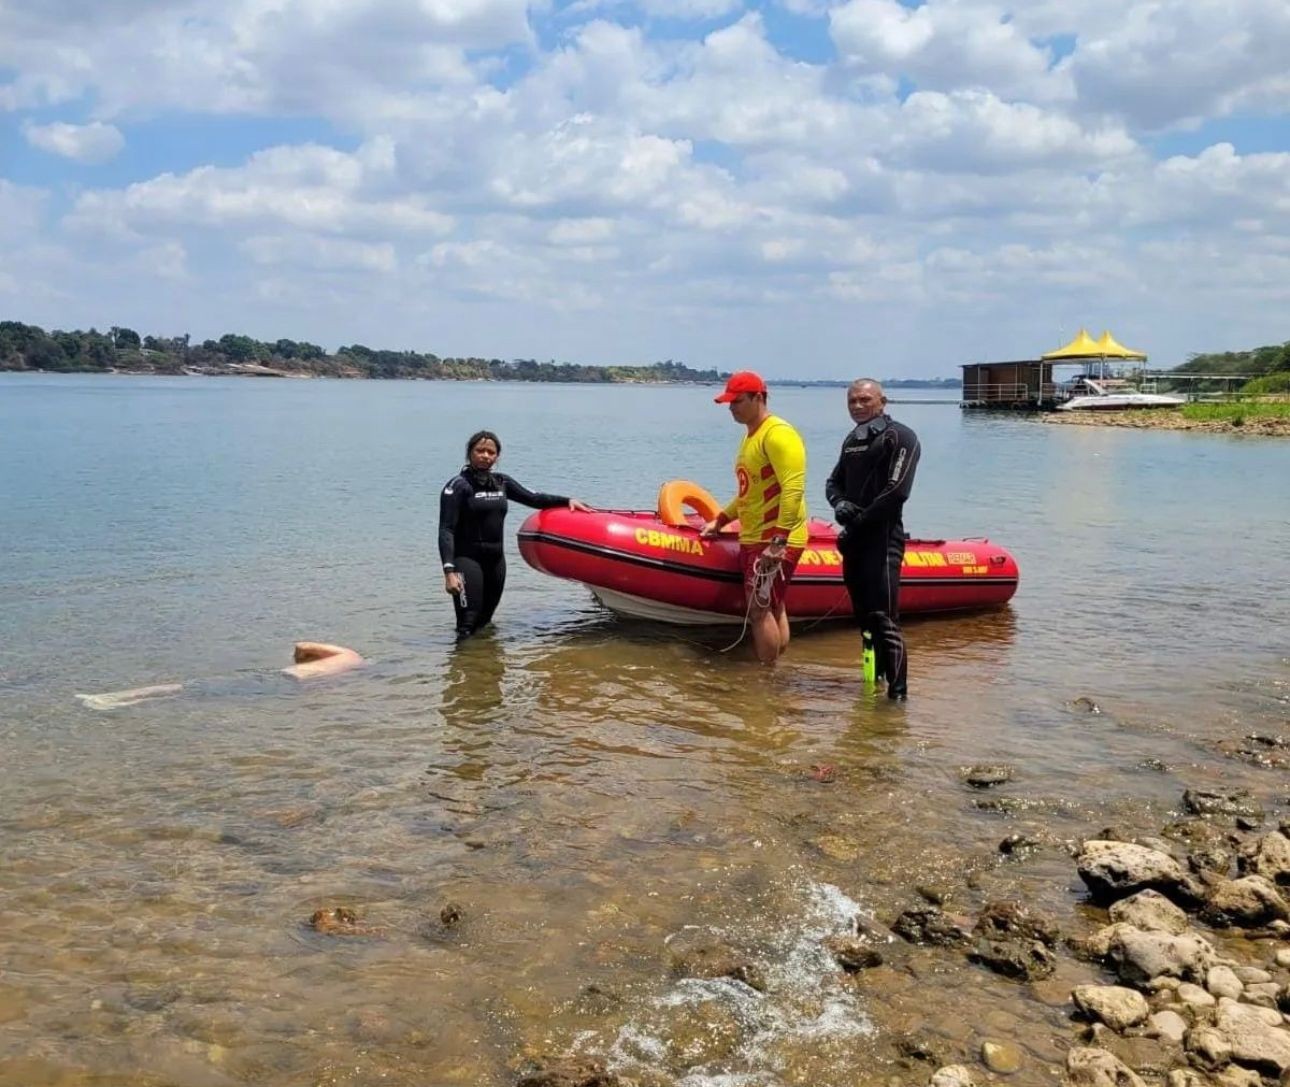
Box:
[961,382,1034,404]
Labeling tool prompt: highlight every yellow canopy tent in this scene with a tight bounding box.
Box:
[1041,328,1102,359]
[1041,328,1147,360]
[1093,330,1146,359]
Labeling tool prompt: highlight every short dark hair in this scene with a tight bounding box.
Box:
[465,430,502,458]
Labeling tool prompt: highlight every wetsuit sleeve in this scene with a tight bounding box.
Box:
[763,423,807,535]
[825,442,846,509]
[438,478,465,569]
[501,474,568,510]
[855,427,920,526]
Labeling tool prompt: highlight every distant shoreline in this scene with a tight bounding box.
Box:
[1,368,962,390]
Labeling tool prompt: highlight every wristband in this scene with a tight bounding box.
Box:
[443,564,456,572]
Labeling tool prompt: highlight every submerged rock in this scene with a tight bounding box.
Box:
[667,930,766,992]
[980,1039,1023,1074]
[891,907,969,947]
[309,906,370,936]
[1183,788,1263,819]
[963,764,1015,788]
[823,935,883,972]
[973,901,1059,946]
[515,1057,618,1087]
[968,936,1056,981]
[929,1065,976,1087]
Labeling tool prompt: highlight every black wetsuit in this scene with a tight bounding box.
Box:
[438,468,568,638]
[825,414,921,698]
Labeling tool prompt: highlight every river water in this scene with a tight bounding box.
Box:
[1,373,1288,1086]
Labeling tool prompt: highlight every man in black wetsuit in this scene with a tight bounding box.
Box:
[825,379,921,699]
[439,430,590,639]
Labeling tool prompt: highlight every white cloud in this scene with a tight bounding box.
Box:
[22,121,125,163]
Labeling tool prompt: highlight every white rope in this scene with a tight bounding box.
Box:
[717,552,783,653]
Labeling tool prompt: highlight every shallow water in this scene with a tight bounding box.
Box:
[2,374,1288,1085]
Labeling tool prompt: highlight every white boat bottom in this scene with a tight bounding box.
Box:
[588,586,849,626]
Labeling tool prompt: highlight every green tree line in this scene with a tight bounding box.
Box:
[0,320,726,384]
[1174,339,1290,377]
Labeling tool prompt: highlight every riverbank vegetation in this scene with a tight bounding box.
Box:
[0,320,725,384]
[1174,338,1290,383]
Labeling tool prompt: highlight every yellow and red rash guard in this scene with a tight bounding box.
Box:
[722,415,809,548]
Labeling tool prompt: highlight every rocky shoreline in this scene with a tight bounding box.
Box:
[1043,411,1290,437]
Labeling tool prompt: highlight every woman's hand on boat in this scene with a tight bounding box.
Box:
[568,499,594,513]
[700,518,723,538]
[444,572,464,596]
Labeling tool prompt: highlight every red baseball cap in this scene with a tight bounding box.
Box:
[713,370,767,403]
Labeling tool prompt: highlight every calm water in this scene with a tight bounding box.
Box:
[2,373,1288,1086]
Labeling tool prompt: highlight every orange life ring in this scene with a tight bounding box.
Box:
[656,480,723,526]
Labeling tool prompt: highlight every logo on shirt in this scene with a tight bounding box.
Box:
[737,465,750,497]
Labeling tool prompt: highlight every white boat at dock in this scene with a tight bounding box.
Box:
[1056,376,1186,412]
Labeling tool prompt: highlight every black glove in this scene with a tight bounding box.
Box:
[832,500,862,525]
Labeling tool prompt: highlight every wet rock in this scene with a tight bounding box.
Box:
[891,907,969,947]
[1149,1009,1188,1044]
[1076,840,1198,906]
[1232,966,1271,985]
[667,932,766,992]
[657,998,746,1067]
[968,936,1056,981]
[1177,982,1217,1010]
[439,902,464,927]
[1081,922,1140,961]
[998,834,1040,858]
[1202,876,1290,927]
[812,833,861,861]
[824,935,883,972]
[916,883,950,906]
[1187,1024,1233,1072]
[1213,997,1290,1075]
[571,985,623,1015]
[963,764,1014,789]
[1184,789,1263,819]
[1166,1072,1210,1087]
[1065,1046,1147,1087]
[1241,981,1279,1008]
[1073,985,1151,1032]
[308,906,370,936]
[1238,831,1290,885]
[515,1056,618,1087]
[1108,890,1190,935]
[974,901,1059,945]
[1072,697,1103,715]
[972,796,1032,815]
[1276,948,1290,969]
[1213,1067,1261,1087]
[929,1065,976,1087]
[1189,846,1233,875]
[980,1039,1023,1074]
[1235,816,1261,832]
[1206,965,1244,1000]
[894,1032,948,1065]
[1104,928,1218,986]
[1217,736,1290,769]
[1139,757,1169,772]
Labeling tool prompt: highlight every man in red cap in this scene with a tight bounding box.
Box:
[702,371,809,664]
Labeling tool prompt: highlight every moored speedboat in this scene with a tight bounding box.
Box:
[1056,377,1185,411]
[518,481,1019,625]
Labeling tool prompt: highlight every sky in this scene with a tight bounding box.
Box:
[1,0,1288,379]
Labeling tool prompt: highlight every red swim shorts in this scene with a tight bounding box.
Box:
[739,544,803,613]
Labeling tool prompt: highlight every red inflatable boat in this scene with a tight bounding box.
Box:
[518,481,1019,625]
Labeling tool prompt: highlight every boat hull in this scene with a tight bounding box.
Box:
[518,509,1018,625]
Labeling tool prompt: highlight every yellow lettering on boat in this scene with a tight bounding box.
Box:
[904,551,925,567]
[637,527,704,556]
[947,551,975,565]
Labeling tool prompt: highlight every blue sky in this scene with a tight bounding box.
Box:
[2,0,1287,378]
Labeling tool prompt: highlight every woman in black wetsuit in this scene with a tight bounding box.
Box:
[439,430,591,639]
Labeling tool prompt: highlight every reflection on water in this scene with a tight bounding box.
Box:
[2,376,1289,1085]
